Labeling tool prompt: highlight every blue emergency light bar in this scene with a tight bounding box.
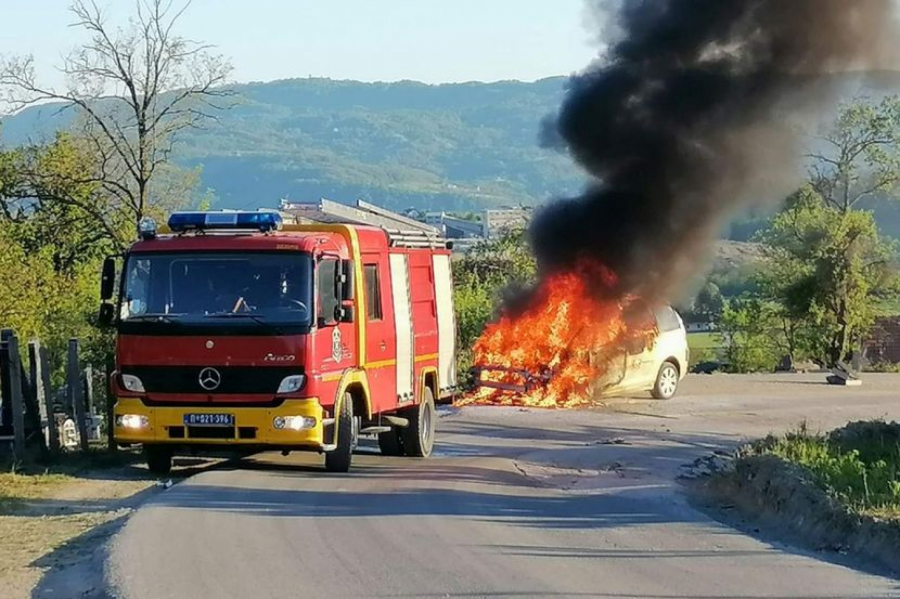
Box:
[167,211,283,233]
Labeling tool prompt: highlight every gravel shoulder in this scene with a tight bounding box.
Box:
[0,455,218,599]
[0,469,152,599]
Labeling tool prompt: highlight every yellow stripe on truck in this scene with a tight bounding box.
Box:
[365,358,397,369]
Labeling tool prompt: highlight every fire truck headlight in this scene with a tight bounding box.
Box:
[273,416,317,431]
[276,375,306,394]
[121,374,146,393]
[116,414,149,429]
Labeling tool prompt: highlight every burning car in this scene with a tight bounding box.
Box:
[591,305,688,401]
[468,299,688,407]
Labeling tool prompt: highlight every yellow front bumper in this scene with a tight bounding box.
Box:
[113,397,326,447]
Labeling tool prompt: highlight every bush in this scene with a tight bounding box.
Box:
[750,421,900,518]
[716,297,781,372]
[828,420,900,464]
[453,282,495,350]
[452,229,536,384]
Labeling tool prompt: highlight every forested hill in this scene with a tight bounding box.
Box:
[6,73,900,236]
[1,77,584,212]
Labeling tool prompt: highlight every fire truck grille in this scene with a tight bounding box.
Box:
[120,366,303,395]
[188,426,235,439]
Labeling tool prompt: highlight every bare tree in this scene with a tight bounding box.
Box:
[0,0,233,240]
[807,96,900,214]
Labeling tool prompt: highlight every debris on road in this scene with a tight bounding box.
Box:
[827,361,863,386]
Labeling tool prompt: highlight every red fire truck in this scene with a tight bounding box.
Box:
[99,210,457,474]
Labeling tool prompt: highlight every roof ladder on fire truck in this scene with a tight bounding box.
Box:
[280,198,450,249]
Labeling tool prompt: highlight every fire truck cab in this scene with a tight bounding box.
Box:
[99,210,457,475]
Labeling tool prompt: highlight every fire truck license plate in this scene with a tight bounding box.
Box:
[183,413,234,426]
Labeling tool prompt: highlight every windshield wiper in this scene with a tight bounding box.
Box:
[125,314,180,324]
[204,312,269,327]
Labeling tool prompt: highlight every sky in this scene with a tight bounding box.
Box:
[1,0,600,87]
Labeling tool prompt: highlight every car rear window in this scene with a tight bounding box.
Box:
[655,306,682,332]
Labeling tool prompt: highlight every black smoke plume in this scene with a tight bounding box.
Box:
[532,0,900,304]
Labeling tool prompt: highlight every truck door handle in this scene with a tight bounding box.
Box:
[380,341,387,351]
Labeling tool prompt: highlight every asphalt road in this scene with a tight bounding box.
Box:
[107,374,900,598]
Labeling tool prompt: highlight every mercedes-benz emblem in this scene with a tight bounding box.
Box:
[198,367,222,391]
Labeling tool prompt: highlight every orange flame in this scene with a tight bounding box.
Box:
[457,261,657,409]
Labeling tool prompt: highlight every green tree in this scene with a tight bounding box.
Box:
[454,228,535,290]
[716,297,782,373]
[0,133,126,264]
[688,281,725,324]
[759,186,898,365]
[0,134,120,378]
[0,221,104,381]
[1,0,232,239]
[756,97,900,366]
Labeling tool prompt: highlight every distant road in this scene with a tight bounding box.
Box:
[107,374,900,598]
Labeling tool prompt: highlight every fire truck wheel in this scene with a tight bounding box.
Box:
[378,429,404,456]
[145,445,173,476]
[325,393,356,472]
[651,361,680,400]
[401,387,435,458]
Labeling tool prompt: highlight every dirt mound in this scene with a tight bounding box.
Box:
[701,454,900,575]
[827,420,900,463]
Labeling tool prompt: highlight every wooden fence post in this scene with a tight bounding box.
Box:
[4,333,26,458]
[29,340,58,453]
[83,366,95,414]
[83,366,95,442]
[21,342,47,457]
[0,329,12,432]
[68,339,89,452]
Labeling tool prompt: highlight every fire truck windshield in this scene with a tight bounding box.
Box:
[119,252,313,327]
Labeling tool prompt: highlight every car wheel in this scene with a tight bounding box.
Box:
[651,361,679,400]
[325,393,356,472]
[401,387,436,457]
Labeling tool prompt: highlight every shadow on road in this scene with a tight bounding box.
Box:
[149,473,682,532]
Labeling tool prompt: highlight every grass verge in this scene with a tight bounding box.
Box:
[0,449,144,510]
[695,419,900,575]
[752,421,900,520]
[687,331,718,352]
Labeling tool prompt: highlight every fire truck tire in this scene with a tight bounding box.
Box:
[401,387,435,458]
[378,429,404,456]
[145,445,173,476]
[325,393,356,472]
[651,361,680,400]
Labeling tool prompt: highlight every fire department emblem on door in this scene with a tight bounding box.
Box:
[332,328,342,363]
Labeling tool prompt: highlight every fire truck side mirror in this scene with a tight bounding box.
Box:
[100,257,117,301]
[340,261,354,301]
[340,304,355,323]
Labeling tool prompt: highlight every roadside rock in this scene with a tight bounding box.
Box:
[679,451,735,479]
